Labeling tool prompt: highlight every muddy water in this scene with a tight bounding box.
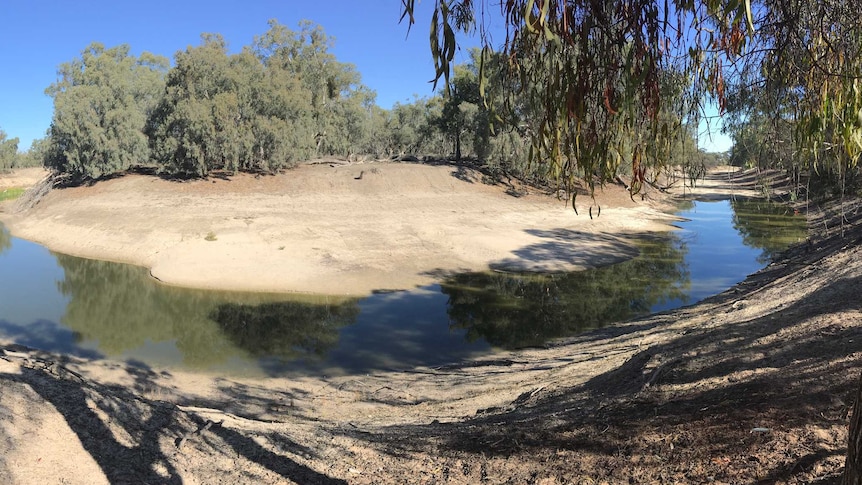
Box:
[0,199,806,377]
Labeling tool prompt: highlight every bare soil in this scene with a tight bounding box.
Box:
[0,161,671,295]
[0,164,860,484]
[0,167,48,190]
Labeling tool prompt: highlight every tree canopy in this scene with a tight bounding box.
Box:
[147,21,380,177]
[401,0,862,196]
[34,16,735,186]
[42,21,383,181]
[0,129,19,171]
[45,43,169,181]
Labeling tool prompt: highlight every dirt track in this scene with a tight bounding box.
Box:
[0,166,860,483]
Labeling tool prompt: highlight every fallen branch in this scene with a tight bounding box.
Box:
[510,386,547,407]
[642,358,678,390]
[176,419,222,451]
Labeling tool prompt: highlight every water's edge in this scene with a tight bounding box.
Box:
[0,199,806,377]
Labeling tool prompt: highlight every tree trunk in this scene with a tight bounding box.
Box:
[454,132,462,162]
[844,372,862,484]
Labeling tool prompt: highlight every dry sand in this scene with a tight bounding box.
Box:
[1,161,674,295]
[0,167,48,190]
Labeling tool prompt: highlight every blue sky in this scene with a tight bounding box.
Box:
[0,0,731,153]
[698,110,732,154]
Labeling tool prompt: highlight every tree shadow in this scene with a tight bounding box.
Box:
[0,318,103,360]
[489,229,642,272]
[582,271,861,400]
[174,377,316,423]
[0,361,183,483]
[449,164,480,184]
[681,168,796,201]
[124,358,175,395]
[325,228,858,482]
[0,348,346,483]
[209,420,347,485]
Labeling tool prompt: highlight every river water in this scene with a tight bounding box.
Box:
[0,199,806,377]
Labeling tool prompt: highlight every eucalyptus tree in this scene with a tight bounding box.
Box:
[726,113,794,173]
[244,51,317,170]
[385,97,447,156]
[401,0,757,198]
[403,0,862,196]
[17,137,51,169]
[252,20,374,157]
[0,129,19,170]
[743,1,861,180]
[149,34,258,177]
[438,61,482,161]
[474,48,536,173]
[722,0,861,201]
[44,43,169,181]
[320,84,378,157]
[356,104,391,156]
[149,32,319,176]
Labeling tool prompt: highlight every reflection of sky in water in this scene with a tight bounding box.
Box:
[0,200,805,377]
[0,237,68,323]
[0,235,92,356]
[652,200,768,312]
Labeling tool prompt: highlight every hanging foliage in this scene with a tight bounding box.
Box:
[401,0,757,198]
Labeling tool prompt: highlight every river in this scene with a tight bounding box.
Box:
[0,198,806,377]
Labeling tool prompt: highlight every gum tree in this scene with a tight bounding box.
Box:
[149,21,376,177]
[252,20,375,157]
[402,0,860,197]
[44,44,168,181]
[0,129,19,170]
[402,0,757,198]
[148,34,266,177]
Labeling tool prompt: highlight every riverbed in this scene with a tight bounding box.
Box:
[0,198,806,377]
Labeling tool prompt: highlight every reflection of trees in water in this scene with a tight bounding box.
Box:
[210,301,359,361]
[54,254,359,368]
[55,255,231,365]
[731,199,807,263]
[440,236,689,349]
[0,224,10,255]
[675,199,696,212]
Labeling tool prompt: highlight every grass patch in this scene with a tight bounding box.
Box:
[204,231,217,242]
[0,187,25,201]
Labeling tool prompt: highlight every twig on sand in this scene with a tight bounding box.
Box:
[642,358,679,390]
[176,419,223,451]
[49,362,87,383]
[511,386,547,408]
[1,348,87,383]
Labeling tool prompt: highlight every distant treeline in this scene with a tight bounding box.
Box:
[3,20,720,184]
[0,130,42,171]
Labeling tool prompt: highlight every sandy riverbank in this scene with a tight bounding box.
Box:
[2,164,858,483]
[1,161,676,295]
[0,167,48,190]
